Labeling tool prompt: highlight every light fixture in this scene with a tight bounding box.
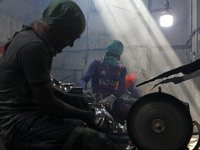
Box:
[159,0,173,27]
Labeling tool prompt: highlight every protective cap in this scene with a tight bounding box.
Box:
[106,40,124,56]
[42,0,86,36]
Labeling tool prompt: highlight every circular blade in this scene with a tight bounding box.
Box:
[127,92,193,150]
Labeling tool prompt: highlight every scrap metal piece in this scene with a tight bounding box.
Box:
[151,76,184,89]
[136,59,200,87]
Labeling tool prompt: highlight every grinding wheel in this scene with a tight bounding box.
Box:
[127,92,193,150]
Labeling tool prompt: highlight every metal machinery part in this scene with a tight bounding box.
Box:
[90,106,115,133]
[50,76,132,149]
[127,92,193,150]
[50,76,83,95]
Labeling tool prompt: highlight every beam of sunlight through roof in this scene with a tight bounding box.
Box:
[93,0,198,124]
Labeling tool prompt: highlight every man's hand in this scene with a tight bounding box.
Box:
[86,107,114,133]
[101,94,117,110]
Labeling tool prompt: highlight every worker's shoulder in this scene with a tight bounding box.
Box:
[15,29,44,45]
[10,29,48,53]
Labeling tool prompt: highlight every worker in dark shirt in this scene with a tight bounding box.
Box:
[0,0,116,150]
[79,40,131,124]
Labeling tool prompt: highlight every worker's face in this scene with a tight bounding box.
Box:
[106,52,120,60]
[52,31,81,51]
[104,52,120,67]
[57,34,80,48]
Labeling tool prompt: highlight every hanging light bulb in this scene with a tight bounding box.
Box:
[160,0,173,27]
[160,11,173,27]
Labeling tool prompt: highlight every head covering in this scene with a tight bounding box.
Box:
[103,55,119,68]
[30,0,86,56]
[42,0,86,36]
[1,0,86,57]
[106,40,124,56]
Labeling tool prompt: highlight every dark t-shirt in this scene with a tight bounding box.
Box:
[0,29,52,146]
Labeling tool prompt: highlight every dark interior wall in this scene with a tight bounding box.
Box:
[51,0,191,83]
[0,0,50,44]
[0,0,192,90]
[0,0,192,83]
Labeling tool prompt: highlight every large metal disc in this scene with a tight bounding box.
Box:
[127,92,193,150]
